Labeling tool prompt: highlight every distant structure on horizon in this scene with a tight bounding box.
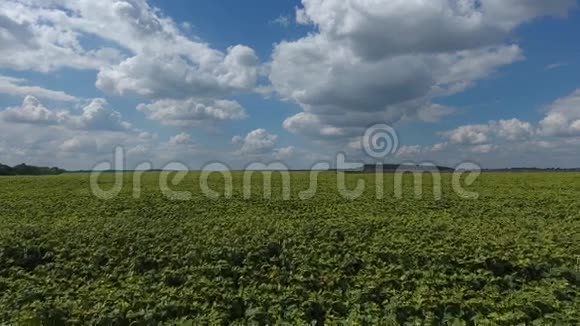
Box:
[361,164,454,173]
[355,164,580,173]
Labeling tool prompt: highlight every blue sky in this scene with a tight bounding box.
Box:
[1,0,580,169]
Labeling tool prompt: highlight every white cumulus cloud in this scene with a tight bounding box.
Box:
[138,98,247,127]
[539,89,580,137]
[233,129,278,155]
[0,75,78,102]
[0,0,260,100]
[270,0,574,146]
[1,96,131,131]
[168,132,192,146]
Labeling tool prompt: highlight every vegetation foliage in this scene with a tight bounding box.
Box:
[0,172,578,324]
[0,162,65,176]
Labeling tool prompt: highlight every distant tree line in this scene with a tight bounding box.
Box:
[0,163,66,176]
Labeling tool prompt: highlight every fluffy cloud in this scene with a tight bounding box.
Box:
[0,99,147,169]
[59,137,98,153]
[271,37,436,113]
[295,0,574,59]
[168,132,192,146]
[0,96,131,131]
[399,88,580,166]
[233,129,278,155]
[538,89,580,137]
[0,75,78,101]
[442,118,534,145]
[271,0,575,145]
[0,0,259,99]
[396,145,423,157]
[443,124,492,145]
[75,99,132,131]
[273,146,296,161]
[2,0,579,170]
[97,45,259,99]
[138,98,247,127]
[432,45,524,96]
[395,143,449,158]
[272,35,517,143]
[0,0,265,168]
[1,95,64,125]
[0,1,266,168]
[283,112,348,140]
[431,142,449,153]
[0,9,121,72]
[470,144,497,154]
[492,118,535,141]
[416,104,456,123]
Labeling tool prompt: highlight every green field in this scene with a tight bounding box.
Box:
[0,172,578,325]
